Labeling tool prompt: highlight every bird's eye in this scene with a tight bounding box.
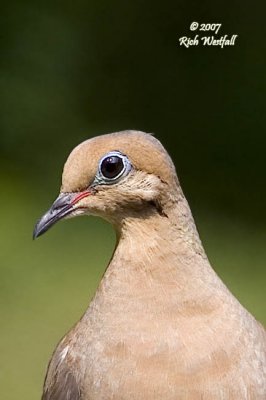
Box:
[100,155,125,179]
[96,151,131,185]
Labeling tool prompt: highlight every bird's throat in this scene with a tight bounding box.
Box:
[95,202,215,306]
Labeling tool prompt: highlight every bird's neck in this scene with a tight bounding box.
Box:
[91,192,228,310]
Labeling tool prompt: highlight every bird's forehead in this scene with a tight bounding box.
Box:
[61,130,177,192]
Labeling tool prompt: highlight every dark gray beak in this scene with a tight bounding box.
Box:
[33,191,91,239]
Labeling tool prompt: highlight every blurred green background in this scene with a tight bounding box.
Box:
[1,1,265,399]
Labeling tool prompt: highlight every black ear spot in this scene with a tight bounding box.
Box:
[148,200,168,218]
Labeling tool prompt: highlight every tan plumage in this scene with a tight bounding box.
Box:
[34,130,266,400]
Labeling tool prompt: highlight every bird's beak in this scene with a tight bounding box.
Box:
[33,190,91,239]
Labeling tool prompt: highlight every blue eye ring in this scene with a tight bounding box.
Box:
[95,151,132,185]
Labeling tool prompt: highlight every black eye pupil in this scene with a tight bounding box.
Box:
[101,156,124,179]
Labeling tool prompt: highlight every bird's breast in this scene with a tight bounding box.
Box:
[48,298,266,400]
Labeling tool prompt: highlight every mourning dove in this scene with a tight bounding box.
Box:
[34,130,266,400]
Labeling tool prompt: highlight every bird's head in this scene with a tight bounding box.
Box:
[33,130,179,238]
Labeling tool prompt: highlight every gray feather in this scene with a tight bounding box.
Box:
[42,368,81,400]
